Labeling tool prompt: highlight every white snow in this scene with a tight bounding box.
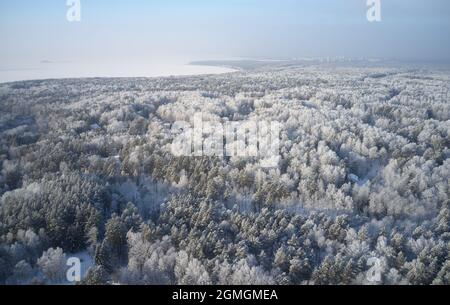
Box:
[348,173,360,183]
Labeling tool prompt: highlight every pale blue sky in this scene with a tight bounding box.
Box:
[1,0,449,65]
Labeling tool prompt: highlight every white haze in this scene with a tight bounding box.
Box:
[0,58,236,83]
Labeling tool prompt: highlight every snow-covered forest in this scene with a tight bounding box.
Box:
[0,63,449,285]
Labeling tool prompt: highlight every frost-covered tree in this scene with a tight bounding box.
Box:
[37,247,66,283]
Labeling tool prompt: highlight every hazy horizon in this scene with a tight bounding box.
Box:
[1,0,450,82]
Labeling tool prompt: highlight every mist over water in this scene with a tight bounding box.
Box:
[0,59,236,83]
